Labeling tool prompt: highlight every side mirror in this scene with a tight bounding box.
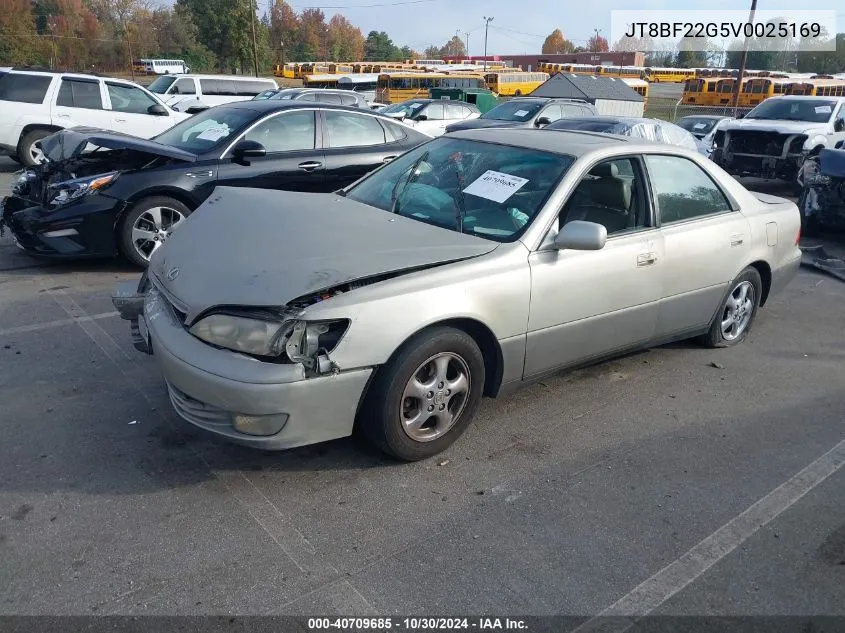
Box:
[835,118,845,133]
[148,104,169,116]
[385,111,406,121]
[535,116,552,127]
[553,220,607,251]
[231,140,266,165]
[414,114,428,121]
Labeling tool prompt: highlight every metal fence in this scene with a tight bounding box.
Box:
[644,98,753,123]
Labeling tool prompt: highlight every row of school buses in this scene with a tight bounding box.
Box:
[273,59,650,104]
[681,73,845,108]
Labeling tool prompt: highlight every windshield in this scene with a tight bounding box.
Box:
[148,76,176,94]
[267,89,298,100]
[382,101,427,117]
[344,136,574,242]
[745,99,836,123]
[152,106,258,154]
[480,101,544,122]
[677,117,720,134]
[253,89,279,100]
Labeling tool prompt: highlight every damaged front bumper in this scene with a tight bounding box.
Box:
[111,274,373,450]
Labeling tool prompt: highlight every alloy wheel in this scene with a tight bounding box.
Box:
[131,206,185,262]
[400,352,471,442]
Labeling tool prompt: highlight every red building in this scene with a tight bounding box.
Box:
[443,51,645,71]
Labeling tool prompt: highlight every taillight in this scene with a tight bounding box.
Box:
[795,227,801,245]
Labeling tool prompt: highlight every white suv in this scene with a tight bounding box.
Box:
[0,69,190,166]
[146,74,279,113]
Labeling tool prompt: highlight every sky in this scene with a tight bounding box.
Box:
[263,0,842,56]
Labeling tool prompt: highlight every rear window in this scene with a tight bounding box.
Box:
[0,73,52,104]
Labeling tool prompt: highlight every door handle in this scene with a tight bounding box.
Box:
[298,161,322,171]
[637,252,657,267]
[730,234,744,247]
[115,118,127,123]
[56,114,70,118]
[185,170,214,178]
[383,155,397,162]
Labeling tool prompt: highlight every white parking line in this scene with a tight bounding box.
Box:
[571,437,845,631]
[38,278,358,608]
[0,311,117,336]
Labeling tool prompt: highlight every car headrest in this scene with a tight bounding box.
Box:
[590,162,619,178]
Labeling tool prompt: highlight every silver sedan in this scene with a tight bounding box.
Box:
[113,128,802,461]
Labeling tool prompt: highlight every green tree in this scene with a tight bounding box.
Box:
[268,0,298,62]
[675,37,710,68]
[0,0,43,65]
[177,0,254,72]
[422,44,440,59]
[364,30,397,60]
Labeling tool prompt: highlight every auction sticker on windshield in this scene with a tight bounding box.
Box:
[196,126,229,141]
[463,170,529,204]
[815,105,832,114]
[513,109,529,117]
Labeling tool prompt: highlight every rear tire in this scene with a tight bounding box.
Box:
[360,326,485,461]
[18,129,52,167]
[701,267,762,348]
[118,196,192,268]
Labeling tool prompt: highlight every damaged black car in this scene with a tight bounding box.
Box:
[799,143,845,233]
[0,100,429,267]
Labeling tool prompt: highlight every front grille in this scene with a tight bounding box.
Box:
[167,382,231,429]
[727,130,791,156]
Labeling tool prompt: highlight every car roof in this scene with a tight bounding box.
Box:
[218,100,410,119]
[765,95,845,102]
[5,68,146,87]
[678,114,727,120]
[447,127,631,156]
[164,74,276,81]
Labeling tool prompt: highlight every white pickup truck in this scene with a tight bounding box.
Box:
[0,69,190,166]
[710,95,845,190]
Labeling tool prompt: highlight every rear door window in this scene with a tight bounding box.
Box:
[56,78,103,109]
[106,83,158,114]
[539,104,563,122]
[0,73,52,104]
[172,78,196,95]
[422,102,445,120]
[324,110,386,147]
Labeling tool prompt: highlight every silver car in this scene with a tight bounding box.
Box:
[112,129,802,461]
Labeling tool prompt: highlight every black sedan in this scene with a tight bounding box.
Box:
[1,101,430,267]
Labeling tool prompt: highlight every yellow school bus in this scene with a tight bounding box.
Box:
[483,71,549,96]
[738,76,792,107]
[621,78,649,105]
[712,78,750,105]
[681,78,719,105]
[376,72,487,103]
[328,63,355,74]
[273,63,297,79]
[598,66,646,79]
[644,67,696,83]
[785,78,845,96]
[302,74,340,89]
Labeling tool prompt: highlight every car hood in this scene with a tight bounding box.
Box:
[721,119,829,135]
[445,119,523,132]
[40,127,198,163]
[149,187,498,320]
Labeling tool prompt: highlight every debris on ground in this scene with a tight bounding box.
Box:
[800,245,845,282]
[709,361,725,369]
[128,420,138,425]
[438,459,450,467]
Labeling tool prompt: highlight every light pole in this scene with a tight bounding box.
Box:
[464,31,470,58]
[248,0,259,77]
[593,28,601,50]
[731,0,758,112]
[482,16,493,70]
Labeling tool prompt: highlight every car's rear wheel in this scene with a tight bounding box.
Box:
[360,326,485,461]
[119,196,191,268]
[18,129,51,167]
[701,267,762,348]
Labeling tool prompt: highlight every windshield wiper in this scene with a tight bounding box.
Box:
[389,150,428,214]
[452,158,468,233]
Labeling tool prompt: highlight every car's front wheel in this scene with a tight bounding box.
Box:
[119,196,191,268]
[701,267,763,348]
[18,129,52,167]
[361,326,485,461]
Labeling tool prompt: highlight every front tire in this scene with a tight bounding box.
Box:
[18,129,52,167]
[118,196,191,268]
[360,326,485,461]
[701,267,762,348]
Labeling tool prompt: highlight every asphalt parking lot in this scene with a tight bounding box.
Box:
[1,155,844,621]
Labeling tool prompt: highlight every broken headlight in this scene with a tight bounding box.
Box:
[189,313,349,363]
[47,171,118,207]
